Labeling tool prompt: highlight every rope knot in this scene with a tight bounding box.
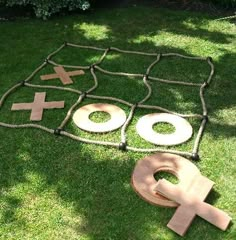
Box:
[54,128,63,136]
[133,103,138,108]
[90,64,96,70]
[119,142,127,151]
[202,115,209,122]
[80,92,87,99]
[207,56,213,62]
[20,80,26,86]
[191,153,200,161]
[203,82,209,88]
[143,74,149,80]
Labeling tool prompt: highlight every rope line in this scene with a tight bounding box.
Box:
[24,83,82,94]
[215,15,236,21]
[0,82,23,108]
[58,94,86,130]
[0,43,215,159]
[148,76,202,87]
[0,121,54,134]
[121,104,137,144]
[192,117,208,155]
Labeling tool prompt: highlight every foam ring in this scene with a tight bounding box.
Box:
[131,153,201,207]
[136,113,193,146]
[73,103,127,133]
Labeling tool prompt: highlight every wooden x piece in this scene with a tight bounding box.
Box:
[11,92,64,121]
[40,66,85,85]
[155,178,231,236]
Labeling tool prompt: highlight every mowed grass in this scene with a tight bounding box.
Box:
[0,6,236,240]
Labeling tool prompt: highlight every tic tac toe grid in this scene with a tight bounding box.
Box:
[0,42,215,160]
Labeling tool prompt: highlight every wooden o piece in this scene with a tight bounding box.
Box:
[40,66,85,85]
[11,92,64,121]
[73,103,127,133]
[131,153,201,207]
[136,113,193,146]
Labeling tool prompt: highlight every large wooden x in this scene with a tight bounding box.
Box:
[11,92,64,121]
[41,66,85,85]
[155,177,231,236]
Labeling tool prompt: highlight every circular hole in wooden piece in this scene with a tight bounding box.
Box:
[136,113,193,146]
[89,111,111,123]
[153,122,176,135]
[131,153,201,207]
[154,170,179,185]
[73,103,127,133]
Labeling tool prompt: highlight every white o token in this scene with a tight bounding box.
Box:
[136,113,193,146]
[73,103,127,133]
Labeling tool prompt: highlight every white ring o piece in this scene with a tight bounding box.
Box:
[136,113,193,146]
[73,103,127,133]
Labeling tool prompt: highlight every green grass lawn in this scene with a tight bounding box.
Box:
[0,6,236,240]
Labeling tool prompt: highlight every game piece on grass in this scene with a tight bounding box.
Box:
[136,113,193,146]
[156,179,231,236]
[41,66,85,85]
[132,153,231,236]
[131,153,200,207]
[73,103,127,133]
[11,92,64,121]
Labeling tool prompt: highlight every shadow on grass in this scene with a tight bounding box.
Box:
[0,132,226,239]
[0,129,233,239]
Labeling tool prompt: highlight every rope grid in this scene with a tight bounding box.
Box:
[0,42,215,160]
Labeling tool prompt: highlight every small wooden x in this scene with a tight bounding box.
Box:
[11,92,65,121]
[40,66,85,85]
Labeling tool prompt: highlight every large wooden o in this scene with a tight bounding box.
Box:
[131,153,201,207]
